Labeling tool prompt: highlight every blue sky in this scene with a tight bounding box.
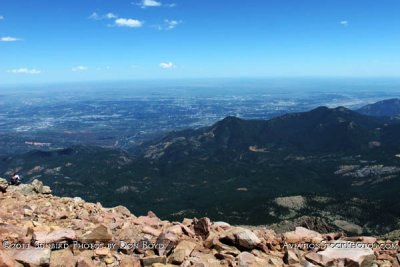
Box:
[0,0,399,84]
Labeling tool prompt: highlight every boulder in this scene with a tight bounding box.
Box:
[143,225,162,237]
[263,255,285,267]
[80,224,112,243]
[167,225,183,236]
[42,186,52,194]
[284,249,300,265]
[103,256,115,264]
[9,180,52,195]
[180,224,195,237]
[13,248,51,266]
[94,247,110,256]
[305,252,334,266]
[214,241,241,256]
[318,240,375,266]
[134,215,162,226]
[0,225,31,244]
[237,252,269,267]
[283,227,323,243]
[31,179,44,193]
[0,178,8,192]
[12,184,36,196]
[235,229,261,250]
[193,217,211,239]
[222,227,261,250]
[190,253,221,267]
[32,228,76,244]
[169,240,197,264]
[213,222,231,229]
[156,232,178,256]
[112,205,133,217]
[237,252,256,267]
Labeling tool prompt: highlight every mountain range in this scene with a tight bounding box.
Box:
[357,98,400,118]
[1,99,400,235]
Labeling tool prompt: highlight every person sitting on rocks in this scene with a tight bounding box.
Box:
[10,173,21,186]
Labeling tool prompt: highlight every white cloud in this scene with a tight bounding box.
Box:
[8,68,41,75]
[340,20,349,27]
[164,19,181,30]
[105,13,118,19]
[0,16,4,20]
[0,37,20,42]
[137,0,175,8]
[153,19,182,31]
[89,12,100,20]
[159,62,175,69]
[90,13,143,29]
[115,18,143,28]
[141,0,162,8]
[72,66,88,72]
[89,12,118,20]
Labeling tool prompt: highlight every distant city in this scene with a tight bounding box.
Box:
[1,78,399,155]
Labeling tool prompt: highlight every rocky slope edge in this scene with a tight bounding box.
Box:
[0,178,399,267]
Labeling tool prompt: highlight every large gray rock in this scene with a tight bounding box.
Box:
[0,178,8,192]
[11,184,36,195]
[169,240,197,264]
[283,226,323,243]
[7,180,52,195]
[42,185,52,194]
[32,228,77,244]
[222,227,261,250]
[32,179,52,194]
[156,232,177,256]
[318,240,375,266]
[14,248,51,266]
[237,252,266,267]
[32,179,44,193]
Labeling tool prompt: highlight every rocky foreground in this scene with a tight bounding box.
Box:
[0,179,400,267]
